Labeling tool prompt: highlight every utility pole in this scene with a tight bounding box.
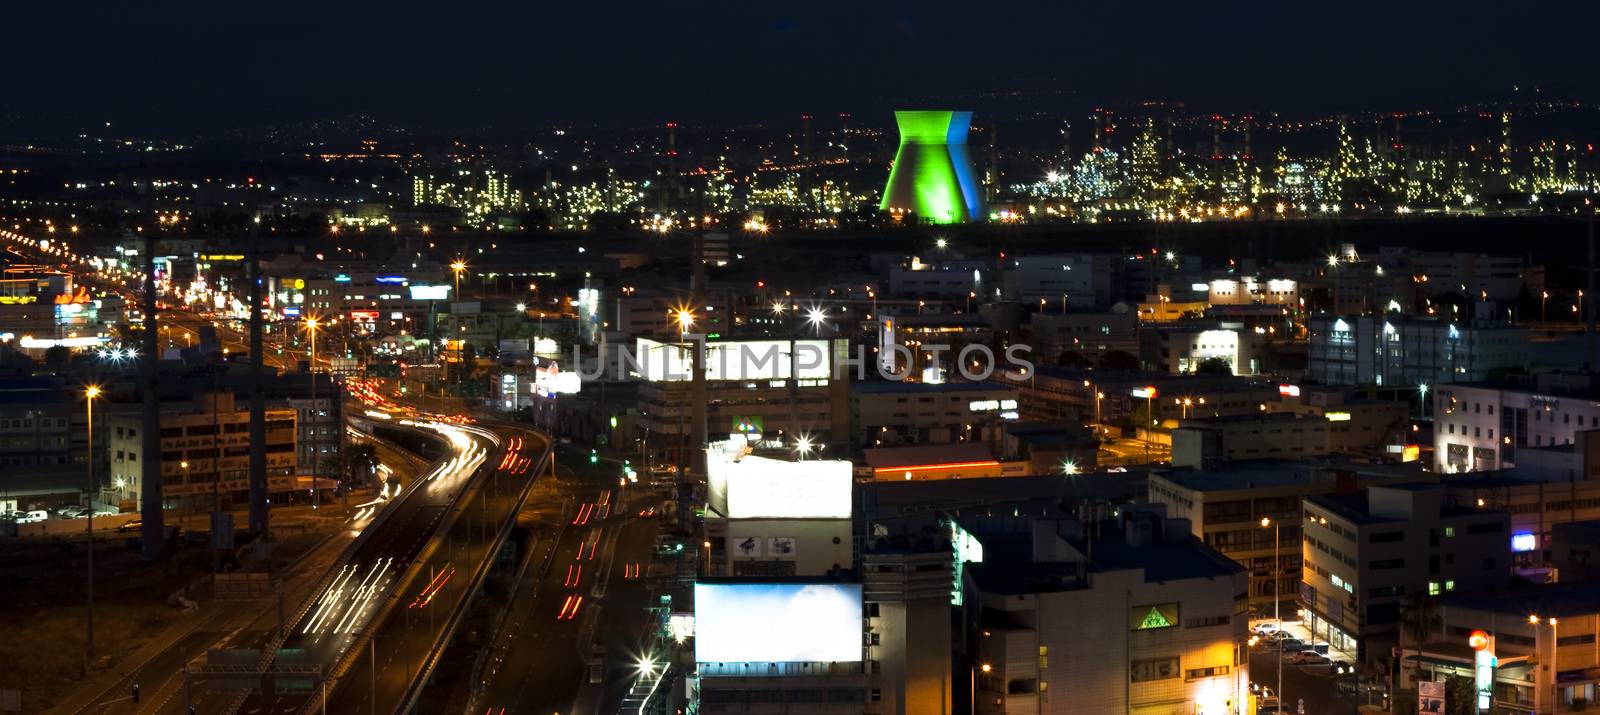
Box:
[248,216,269,540]
[690,189,708,478]
[139,225,165,560]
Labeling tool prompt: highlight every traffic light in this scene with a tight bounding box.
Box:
[588,449,598,464]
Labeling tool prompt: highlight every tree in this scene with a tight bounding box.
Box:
[1194,356,1233,375]
[1444,675,1476,715]
[43,345,70,372]
[1399,592,1442,685]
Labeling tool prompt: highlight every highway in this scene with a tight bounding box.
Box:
[466,458,672,715]
[2,228,625,714]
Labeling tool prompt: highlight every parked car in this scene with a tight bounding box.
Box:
[1278,638,1308,652]
[1252,622,1281,636]
[1289,651,1331,666]
[117,519,143,533]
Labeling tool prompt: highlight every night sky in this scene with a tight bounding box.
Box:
[3,0,1597,135]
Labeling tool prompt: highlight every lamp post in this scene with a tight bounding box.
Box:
[305,316,321,509]
[450,259,466,298]
[84,384,100,673]
[1262,515,1282,710]
[1417,383,1430,421]
[972,662,991,715]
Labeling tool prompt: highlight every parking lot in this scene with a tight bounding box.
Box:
[1247,620,1388,714]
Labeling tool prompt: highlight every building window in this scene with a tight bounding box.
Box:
[1427,581,1440,596]
[1185,665,1230,681]
[1130,657,1180,683]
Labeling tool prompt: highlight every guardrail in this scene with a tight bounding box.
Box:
[223,421,454,714]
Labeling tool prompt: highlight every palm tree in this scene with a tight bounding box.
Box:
[1400,592,1443,687]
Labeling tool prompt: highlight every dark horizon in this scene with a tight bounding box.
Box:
[3,0,1598,139]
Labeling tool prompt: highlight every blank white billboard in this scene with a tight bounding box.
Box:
[694,583,862,663]
[706,439,852,519]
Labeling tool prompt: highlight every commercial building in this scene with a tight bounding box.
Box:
[1431,379,1600,473]
[967,507,1250,715]
[703,437,854,579]
[694,438,877,712]
[1149,462,1427,617]
[1306,315,1528,388]
[1205,277,1298,307]
[851,381,1018,448]
[634,337,850,469]
[880,110,983,224]
[1025,309,1138,363]
[887,258,988,299]
[1139,322,1264,376]
[1004,254,1115,307]
[106,392,297,509]
[1399,579,1600,713]
[1300,483,1511,660]
[1171,414,1333,468]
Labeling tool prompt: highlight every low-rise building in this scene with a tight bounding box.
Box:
[1431,380,1600,473]
[1172,414,1333,468]
[1300,483,1512,660]
[851,381,1018,448]
[967,508,1250,715]
[1397,579,1599,714]
[1139,321,1265,376]
[1307,315,1528,388]
[106,392,297,510]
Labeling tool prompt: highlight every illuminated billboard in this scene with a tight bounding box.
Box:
[1511,532,1537,552]
[706,438,851,519]
[694,582,862,664]
[409,285,451,301]
[634,337,832,382]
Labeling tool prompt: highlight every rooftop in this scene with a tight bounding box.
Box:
[851,380,1013,395]
[1443,578,1600,621]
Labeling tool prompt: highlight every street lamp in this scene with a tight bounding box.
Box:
[450,258,467,297]
[1060,460,1079,475]
[794,435,814,460]
[305,316,320,371]
[806,306,827,334]
[84,384,101,672]
[1262,515,1283,709]
[1417,383,1429,420]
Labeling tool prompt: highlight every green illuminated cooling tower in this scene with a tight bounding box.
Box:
[880,110,984,224]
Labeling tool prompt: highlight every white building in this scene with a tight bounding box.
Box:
[1206,277,1298,307]
[1139,322,1264,376]
[1431,380,1600,473]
